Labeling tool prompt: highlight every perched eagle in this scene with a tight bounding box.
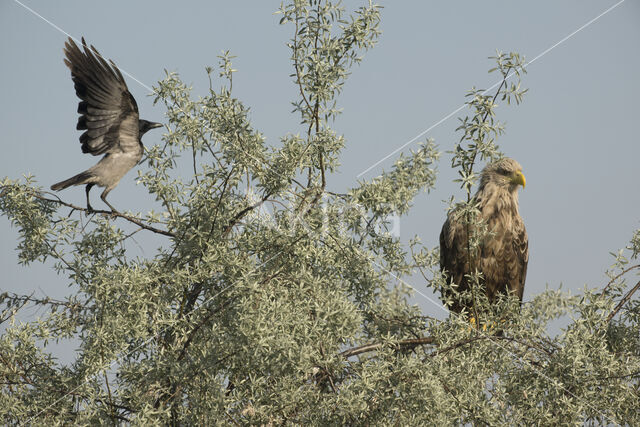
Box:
[51,37,162,212]
[439,158,528,316]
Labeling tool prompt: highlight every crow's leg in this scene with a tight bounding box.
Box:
[100,188,118,213]
[85,183,95,212]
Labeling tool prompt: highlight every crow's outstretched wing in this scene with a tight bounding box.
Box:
[64,37,140,155]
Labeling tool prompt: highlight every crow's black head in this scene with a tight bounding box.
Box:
[138,119,163,137]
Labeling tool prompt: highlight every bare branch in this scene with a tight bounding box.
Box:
[602,264,640,294]
[341,337,434,358]
[607,279,640,323]
[32,191,175,237]
[222,192,272,237]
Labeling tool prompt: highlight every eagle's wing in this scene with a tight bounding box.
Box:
[512,218,529,301]
[479,216,529,303]
[64,37,140,156]
[440,206,528,313]
[439,209,471,314]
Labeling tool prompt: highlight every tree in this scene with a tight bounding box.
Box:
[1,1,638,424]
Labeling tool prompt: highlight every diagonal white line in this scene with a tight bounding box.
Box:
[369,259,611,419]
[526,0,626,68]
[12,0,154,92]
[24,247,288,423]
[11,0,620,422]
[11,0,72,40]
[9,1,302,421]
[356,104,467,178]
[357,0,626,178]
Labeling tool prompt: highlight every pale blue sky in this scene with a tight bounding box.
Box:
[1,1,639,328]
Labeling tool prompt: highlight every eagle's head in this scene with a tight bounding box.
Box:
[480,157,526,193]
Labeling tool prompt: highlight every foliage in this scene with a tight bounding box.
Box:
[1,1,638,424]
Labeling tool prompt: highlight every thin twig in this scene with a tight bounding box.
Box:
[177,297,235,362]
[466,73,509,175]
[461,70,510,327]
[601,264,640,294]
[222,192,272,237]
[31,191,175,237]
[0,295,31,325]
[607,280,640,322]
[340,337,434,358]
[209,166,236,237]
[292,15,313,114]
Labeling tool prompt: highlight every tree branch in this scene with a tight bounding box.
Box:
[32,191,175,237]
[607,279,640,323]
[177,302,221,362]
[340,337,434,358]
[292,15,313,114]
[0,293,32,324]
[461,71,510,327]
[340,333,552,360]
[601,264,640,294]
[222,192,272,237]
[465,72,509,177]
[209,165,236,237]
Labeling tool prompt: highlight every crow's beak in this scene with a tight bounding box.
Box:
[149,122,163,129]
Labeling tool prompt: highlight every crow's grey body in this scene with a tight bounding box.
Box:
[51,37,161,212]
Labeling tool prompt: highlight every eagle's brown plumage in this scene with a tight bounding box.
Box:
[439,158,529,315]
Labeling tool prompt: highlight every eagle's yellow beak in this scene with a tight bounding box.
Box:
[511,171,526,189]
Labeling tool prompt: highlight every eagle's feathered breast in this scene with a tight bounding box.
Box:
[439,158,529,315]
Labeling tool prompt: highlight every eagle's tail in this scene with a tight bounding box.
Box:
[50,171,93,191]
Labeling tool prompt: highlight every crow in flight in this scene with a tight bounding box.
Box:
[51,37,161,212]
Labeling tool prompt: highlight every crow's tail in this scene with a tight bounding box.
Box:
[50,172,93,191]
